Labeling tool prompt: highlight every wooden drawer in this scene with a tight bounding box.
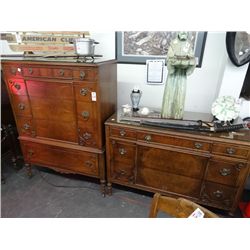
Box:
[205,159,248,187]
[11,95,32,117]
[30,97,75,122]
[137,146,208,179]
[110,140,136,183]
[23,67,73,79]
[7,78,27,96]
[16,117,35,137]
[26,80,73,99]
[212,143,249,159]
[73,68,97,82]
[35,120,77,143]
[136,168,201,198]
[201,181,236,209]
[137,132,211,152]
[3,65,23,77]
[110,127,137,140]
[74,83,97,102]
[22,142,99,176]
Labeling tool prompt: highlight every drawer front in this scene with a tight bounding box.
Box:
[201,181,236,209]
[73,68,97,82]
[35,120,77,142]
[30,98,75,122]
[11,95,32,117]
[110,127,137,140]
[212,143,249,159]
[74,83,97,102]
[205,159,248,187]
[26,80,73,99]
[16,117,35,137]
[23,142,99,176]
[23,67,73,79]
[136,168,201,198]
[3,65,23,77]
[137,132,211,152]
[110,140,136,183]
[137,146,208,179]
[7,78,27,95]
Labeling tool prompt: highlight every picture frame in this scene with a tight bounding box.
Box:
[116,31,207,67]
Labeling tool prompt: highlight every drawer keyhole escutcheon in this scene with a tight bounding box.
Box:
[28,68,33,74]
[14,83,21,90]
[59,69,64,76]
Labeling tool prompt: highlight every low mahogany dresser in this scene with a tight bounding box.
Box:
[105,112,250,215]
[1,58,117,195]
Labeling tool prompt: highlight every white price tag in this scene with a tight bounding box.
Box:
[188,208,205,218]
[91,92,97,101]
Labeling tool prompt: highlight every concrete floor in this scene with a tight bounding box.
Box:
[1,153,248,218]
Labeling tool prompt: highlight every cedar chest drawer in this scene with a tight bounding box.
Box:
[23,67,73,79]
[137,132,211,152]
[110,127,137,140]
[212,143,249,159]
[23,142,99,176]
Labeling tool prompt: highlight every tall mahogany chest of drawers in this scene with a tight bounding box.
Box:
[1,58,117,195]
[105,113,250,214]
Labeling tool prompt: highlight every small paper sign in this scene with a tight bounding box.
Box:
[146,59,165,84]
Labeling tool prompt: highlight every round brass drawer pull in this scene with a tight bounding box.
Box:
[81,111,90,120]
[14,83,21,90]
[220,168,231,176]
[85,160,94,168]
[119,148,127,155]
[226,147,235,155]
[213,190,223,199]
[194,142,203,149]
[80,88,88,96]
[119,130,126,136]
[144,135,152,142]
[23,123,30,130]
[80,71,85,80]
[18,103,25,110]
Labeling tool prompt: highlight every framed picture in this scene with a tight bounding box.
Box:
[116,31,207,67]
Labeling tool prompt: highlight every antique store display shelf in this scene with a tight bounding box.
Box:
[1,57,117,196]
[105,111,250,214]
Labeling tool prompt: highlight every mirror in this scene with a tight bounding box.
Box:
[226,32,250,66]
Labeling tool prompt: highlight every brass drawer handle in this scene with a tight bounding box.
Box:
[213,190,223,199]
[80,88,88,96]
[226,147,235,155]
[59,69,64,76]
[235,163,245,171]
[220,168,231,176]
[194,142,203,149]
[27,149,34,157]
[18,103,25,110]
[119,169,126,175]
[85,160,94,168]
[23,123,30,130]
[14,83,21,90]
[119,148,127,155]
[144,135,152,142]
[80,71,85,80]
[119,130,126,136]
[28,68,33,74]
[81,111,90,120]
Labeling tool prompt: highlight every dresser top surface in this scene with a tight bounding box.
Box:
[105,111,250,145]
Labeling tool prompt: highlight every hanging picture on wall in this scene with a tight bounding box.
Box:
[116,31,207,67]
